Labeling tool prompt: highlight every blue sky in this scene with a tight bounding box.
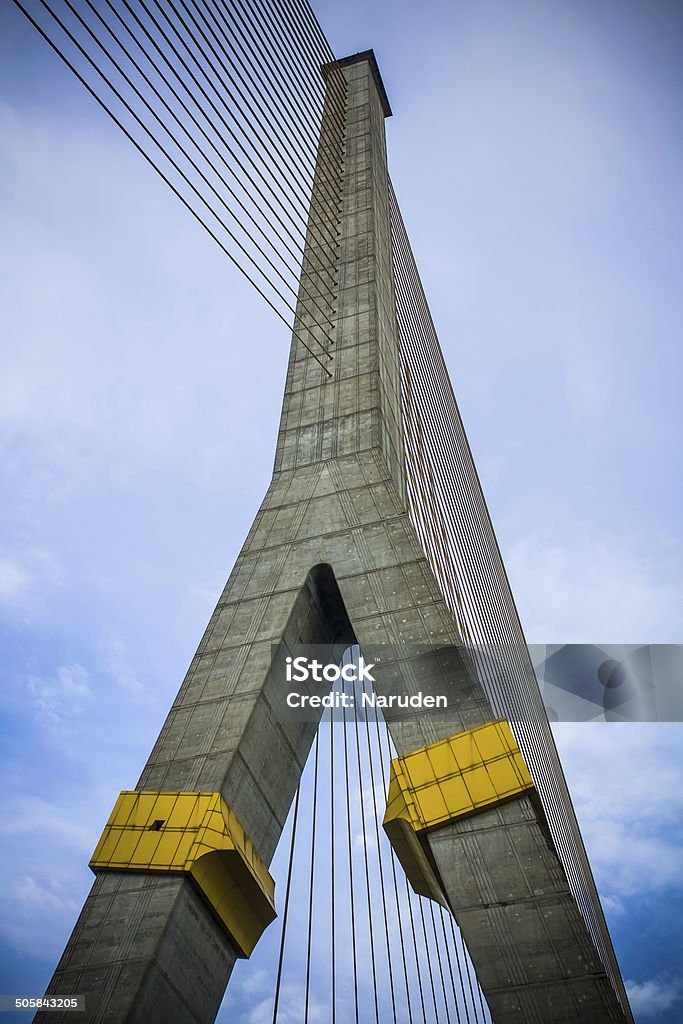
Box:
[1,0,682,1020]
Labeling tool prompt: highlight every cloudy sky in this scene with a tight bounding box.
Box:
[1,0,682,1020]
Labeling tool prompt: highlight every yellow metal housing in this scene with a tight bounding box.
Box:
[383,720,534,904]
[90,791,275,957]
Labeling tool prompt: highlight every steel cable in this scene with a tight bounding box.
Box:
[389,175,630,1014]
[60,0,339,338]
[14,0,347,368]
[304,729,320,1024]
[272,785,301,1024]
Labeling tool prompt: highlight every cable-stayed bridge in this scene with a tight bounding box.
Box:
[12,1,634,1021]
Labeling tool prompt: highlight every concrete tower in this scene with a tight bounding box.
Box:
[38,52,631,1024]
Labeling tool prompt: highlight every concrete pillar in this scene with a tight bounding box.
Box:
[38,52,628,1024]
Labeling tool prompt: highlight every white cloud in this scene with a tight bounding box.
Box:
[0,780,121,958]
[244,983,325,1024]
[102,633,146,698]
[0,794,96,957]
[0,872,83,960]
[626,977,682,1018]
[239,968,271,999]
[26,663,91,733]
[553,723,683,901]
[219,976,327,1024]
[0,794,96,852]
[601,893,626,919]
[0,548,61,620]
[0,558,30,600]
[0,96,283,486]
[506,534,683,642]
[12,874,78,915]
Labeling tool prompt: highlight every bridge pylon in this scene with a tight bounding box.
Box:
[37,51,631,1024]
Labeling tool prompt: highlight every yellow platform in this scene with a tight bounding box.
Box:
[383,720,534,904]
[90,790,276,957]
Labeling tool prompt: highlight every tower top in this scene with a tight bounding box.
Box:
[326,49,392,118]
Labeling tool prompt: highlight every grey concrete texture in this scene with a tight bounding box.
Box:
[430,796,626,1022]
[36,55,627,1023]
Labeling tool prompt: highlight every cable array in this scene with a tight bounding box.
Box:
[239,666,492,1024]
[12,0,347,373]
[389,177,632,1019]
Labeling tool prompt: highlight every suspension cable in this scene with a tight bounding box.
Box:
[272,785,301,1023]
